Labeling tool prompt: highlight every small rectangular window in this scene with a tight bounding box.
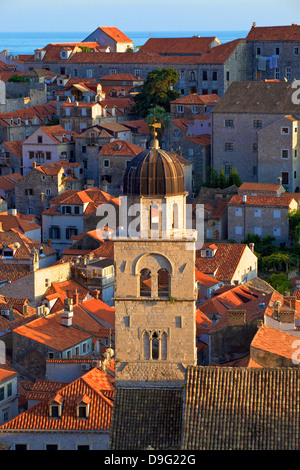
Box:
[281,149,289,159]
[225,119,234,128]
[253,120,262,128]
[224,142,234,151]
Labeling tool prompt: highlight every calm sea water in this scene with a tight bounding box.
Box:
[0,30,248,55]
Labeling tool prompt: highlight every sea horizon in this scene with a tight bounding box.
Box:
[0,30,248,55]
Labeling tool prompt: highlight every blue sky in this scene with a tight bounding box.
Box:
[1,0,300,32]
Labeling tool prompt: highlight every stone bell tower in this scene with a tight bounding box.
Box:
[113,124,197,388]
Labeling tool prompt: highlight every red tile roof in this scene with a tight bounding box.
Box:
[246,24,300,41]
[0,212,40,234]
[229,195,296,207]
[184,134,211,146]
[79,297,115,328]
[1,140,24,158]
[195,242,248,282]
[195,268,220,288]
[140,36,219,55]
[99,73,140,81]
[99,139,145,156]
[98,27,132,43]
[0,367,113,431]
[198,39,242,64]
[239,182,282,192]
[0,365,17,383]
[196,309,212,337]
[251,324,300,359]
[171,93,220,106]
[13,311,92,351]
[0,103,56,127]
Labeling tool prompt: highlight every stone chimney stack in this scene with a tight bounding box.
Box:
[61,297,73,328]
[227,310,246,327]
[30,248,39,272]
[73,290,79,306]
[249,243,254,252]
[278,309,295,324]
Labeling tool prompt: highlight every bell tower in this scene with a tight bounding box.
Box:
[113,125,197,388]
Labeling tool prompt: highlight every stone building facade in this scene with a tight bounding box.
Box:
[227,194,298,244]
[212,81,300,185]
[246,23,300,81]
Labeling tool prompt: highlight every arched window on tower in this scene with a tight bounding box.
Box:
[172,203,179,229]
[149,203,159,232]
[151,332,159,360]
[143,331,150,360]
[161,332,167,360]
[157,268,169,297]
[140,268,151,297]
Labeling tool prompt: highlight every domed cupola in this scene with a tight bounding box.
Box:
[123,128,185,197]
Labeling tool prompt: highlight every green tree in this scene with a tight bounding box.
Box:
[132,68,180,118]
[227,168,242,187]
[8,74,30,83]
[266,273,292,294]
[46,117,60,126]
[288,209,300,243]
[218,167,227,189]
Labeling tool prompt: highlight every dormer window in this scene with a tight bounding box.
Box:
[76,395,91,419]
[49,393,64,418]
[2,249,14,258]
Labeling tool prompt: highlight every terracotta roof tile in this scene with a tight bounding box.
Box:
[195,242,247,282]
[251,324,300,359]
[110,388,183,450]
[0,367,113,431]
[229,195,296,207]
[140,36,219,55]
[99,139,145,156]
[183,366,300,450]
[171,93,220,105]
[246,24,300,41]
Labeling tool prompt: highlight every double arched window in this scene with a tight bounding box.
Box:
[139,268,170,297]
[140,268,151,297]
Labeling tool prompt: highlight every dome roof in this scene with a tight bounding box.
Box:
[123,144,186,197]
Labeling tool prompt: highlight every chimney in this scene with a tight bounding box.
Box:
[47,239,52,248]
[284,294,296,310]
[278,309,295,324]
[249,242,254,252]
[277,177,282,186]
[73,290,79,306]
[0,222,3,233]
[227,310,246,327]
[61,297,73,328]
[93,290,100,300]
[30,248,39,272]
[243,195,247,204]
[33,161,37,169]
[252,22,256,28]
